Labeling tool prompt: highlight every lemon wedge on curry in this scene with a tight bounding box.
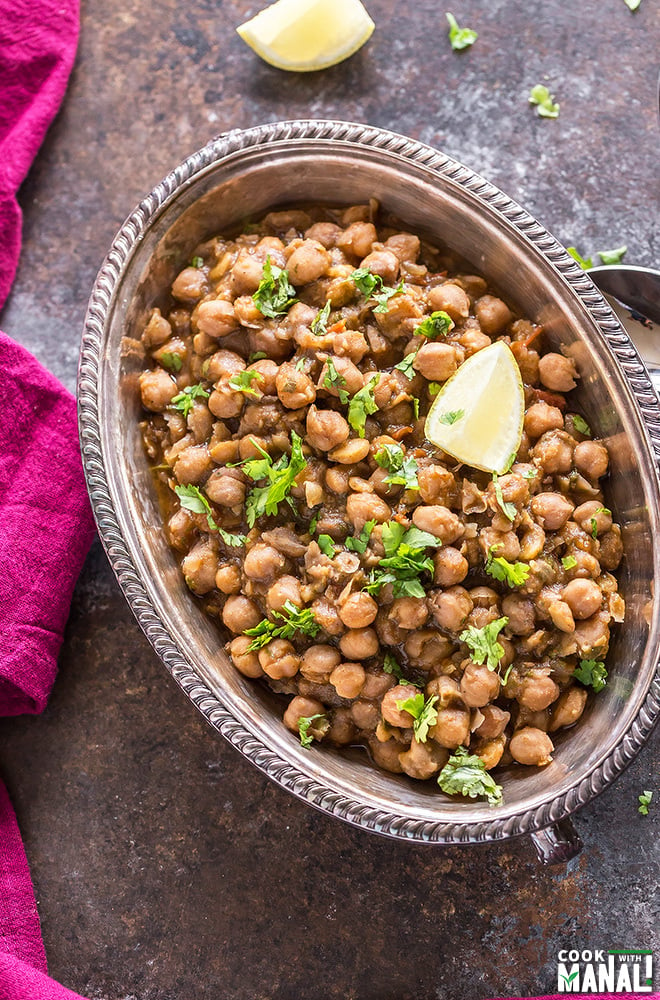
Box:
[424,341,525,475]
[236,0,375,72]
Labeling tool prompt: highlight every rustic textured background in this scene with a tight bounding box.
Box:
[0,1,658,997]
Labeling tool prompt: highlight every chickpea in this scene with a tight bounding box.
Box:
[475,295,513,335]
[258,639,301,680]
[460,662,501,708]
[574,440,609,480]
[283,695,326,734]
[351,700,381,732]
[531,492,575,530]
[549,686,588,732]
[538,352,577,392]
[599,528,624,571]
[405,629,453,670]
[418,465,458,505]
[519,523,545,561]
[300,644,342,683]
[139,369,177,412]
[247,358,279,395]
[389,597,429,630]
[181,541,218,595]
[399,739,448,780]
[346,492,391,531]
[287,240,331,285]
[433,547,469,587]
[381,684,420,727]
[360,249,400,284]
[305,221,342,248]
[562,578,602,620]
[266,575,302,613]
[215,563,242,595]
[339,627,379,660]
[427,282,470,321]
[509,727,554,766]
[475,705,510,740]
[243,543,286,583]
[336,221,377,259]
[361,671,395,700]
[518,670,560,711]
[339,593,379,629]
[412,504,463,544]
[368,735,405,773]
[205,470,246,507]
[208,383,244,419]
[205,349,245,381]
[276,363,316,410]
[196,299,238,338]
[172,266,206,302]
[531,430,574,474]
[167,509,195,551]
[573,500,612,537]
[311,598,344,636]
[429,586,473,632]
[330,662,366,699]
[548,599,576,633]
[222,595,261,633]
[501,594,535,636]
[413,343,458,382]
[425,675,462,705]
[173,444,213,485]
[306,405,350,452]
[326,707,356,745]
[384,233,420,263]
[524,401,564,439]
[228,636,263,678]
[430,706,471,749]
[480,527,521,563]
[474,736,506,771]
[142,308,172,348]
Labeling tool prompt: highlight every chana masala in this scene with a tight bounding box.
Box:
[138,203,624,806]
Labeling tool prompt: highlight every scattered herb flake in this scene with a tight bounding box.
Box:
[416,311,454,339]
[573,658,607,692]
[492,473,517,521]
[308,510,320,535]
[245,600,321,651]
[459,617,508,672]
[174,483,218,532]
[323,358,349,404]
[252,256,298,318]
[638,789,653,815]
[191,256,204,268]
[394,351,418,380]
[217,527,247,547]
[374,443,419,490]
[317,534,336,558]
[345,519,376,554]
[249,351,268,362]
[428,382,442,397]
[572,414,592,437]
[529,84,560,118]
[373,279,405,314]
[365,523,441,600]
[242,431,307,527]
[396,693,439,743]
[438,746,503,806]
[348,374,380,438]
[521,467,538,480]
[624,0,641,11]
[567,246,593,270]
[351,269,404,314]
[228,370,265,398]
[383,652,406,684]
[312,300,332,336]
[438,409,465,425]
[171,383,209,418]
[445,12,478,50]
[598,245,627,265]
[485,549,531,587]
[562,554,578,570]
[160,351,182,373]
[298,713,329,749]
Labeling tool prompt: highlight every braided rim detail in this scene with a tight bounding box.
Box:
[78,119,660,844]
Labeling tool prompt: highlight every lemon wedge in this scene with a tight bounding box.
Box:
[424,341,525,475]
[236,0,375,72]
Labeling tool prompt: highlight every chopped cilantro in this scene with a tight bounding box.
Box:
[396,693,439,743]
[323,359,349,404]
[412,396,420,420]
[373,279,405,313]
[492,473,517,521]
[345,519,376,554]
[428,382,442,397]
[394,351,418,380]
[191,255,204,268]
[317,534,336,558]
[416,311,454,339]
[347,374,380,438]
[245,600,320,651]
[445,12,478,50]
[438,747,503,806]
[174,483,217,532]
[571,414,591,437]
[573,658,607,692]
[171,383,209,418]
[485,549,530,587]
[567,246,593,270]
[312,300,332,335]
[308,510,320,535]
[624,0,641,11]
[351,269,404,313]
[249,351,268,362]
[521,467,537,480]
[217,527,247,547]
[228,370,265,398]
[438,409,464,425]
[365,523,441,599]
[562,554,578,570]
[529,84,560,119]
[242,432,307,527]
[598,245,627,265]
[638,790,653,815]
[374,443,419,490]
[252,256,297,318]
[298,713,329,749]
[383,652,407,684]
[459,617,508,672]
[160,352,182,373]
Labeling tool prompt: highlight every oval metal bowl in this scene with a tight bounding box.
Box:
[78,120,660,860]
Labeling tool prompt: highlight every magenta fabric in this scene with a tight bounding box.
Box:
[0,0,79,310]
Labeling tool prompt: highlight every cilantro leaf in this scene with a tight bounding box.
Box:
[174,484,218,532]
[624,0,641,11]
[347,375,380,438]
[571,414,591,437]
[492,473,517,521]
[445,12,478,50]
[249,351,268,362]
[243,431,307,527]
[323,359,349,404]
[638,790,653,815]
[416,311,454,339]
[437,746,503,806]
[160,351,182,373]
[394,351,418,380]
[351,269,404,314]
[228,370,265,399]
[373,279,405,313]
[529,84,560,119]
[245,600,321,651]
[312,300,332,335]
[365,523,441,599]
[374,443,419,490]
[345,519,376,554]
[191,255,204,268]
[567,246,593,269]
[485,548,531,587]
[396,693,439,743]
[573,658,607,692]
[521,467,537,480]
[598,245,627,265]
[383,652,407,684]
[562,554,578,570]
[298,713,329,749]
[171,383,209,418]
[438,409,464,425]
[428,382,442,397]
[459,617,508,671]
[252,256,297,318]
[317,534,336,558]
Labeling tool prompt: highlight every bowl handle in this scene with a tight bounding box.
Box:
[530,819,582,864]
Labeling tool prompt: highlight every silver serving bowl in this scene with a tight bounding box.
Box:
[78,120,660,863]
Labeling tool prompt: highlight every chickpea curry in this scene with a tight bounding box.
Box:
[139,203,624,806]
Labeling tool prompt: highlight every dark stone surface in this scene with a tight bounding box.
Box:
[0,1,658,997]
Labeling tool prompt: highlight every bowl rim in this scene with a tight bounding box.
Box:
[78,118,660,844]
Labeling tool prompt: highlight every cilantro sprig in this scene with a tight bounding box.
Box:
[485,547,531,588]
[217,527,247,547]
[252,256,297,318]
[416,310,454,339]
[396,693,439,743]
[445,12,478,50]
[573,658,607,692]
[351,269,405,313]
[437,747,503,806]
[171,383,209,418]
[311,300,331,335]
[529,84,560,119]
[459,617,508,672]
[394,351,418,380]
[364,522,442,599]
[317,534,336,558]
[347,374,380,437]
[241,432,307,527]
[244,600,320,651]
[323,359,349,404]
[638,790,653,815]
[374,443,419,491]
[228,370,265,398]
[298,713,329,749]
[174,484,217,531]
[345,519,376,554]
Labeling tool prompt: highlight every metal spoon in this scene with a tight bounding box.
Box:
[588,264,660,392]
